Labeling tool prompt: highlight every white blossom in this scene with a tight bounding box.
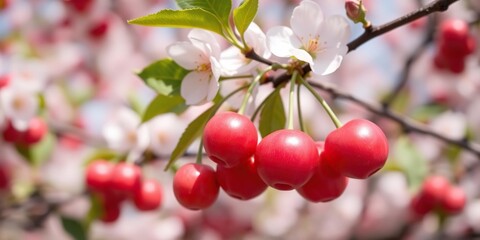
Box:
[167,29,222,105]
[266,0,350,75]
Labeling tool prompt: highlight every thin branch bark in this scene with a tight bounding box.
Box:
[347,0,460,52]
[308,81,480,157]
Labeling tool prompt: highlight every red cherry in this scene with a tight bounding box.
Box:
[410,194,434,219]
[21,117,48,145]
[133,179,163,211]
[254,129,319,191]
[99,191,122,223]
[439,19,469,45]
[297,152,349,202]
[216,157,267,200]
[203,112,258,168]
[2,120,22,143]
[110,163,142,196]
[440,185,466,214]
[419,175,450,208]
[85,160,114,192]
[323,119,388,179]
[0,75,9,88]
[88,18,110,40]
[173,163,219,210]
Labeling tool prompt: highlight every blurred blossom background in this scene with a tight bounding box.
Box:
[0,0,479,239]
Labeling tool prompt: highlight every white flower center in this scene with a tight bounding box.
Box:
[196,63,211,72]
[12,96,26,111]
[306,38,319,53]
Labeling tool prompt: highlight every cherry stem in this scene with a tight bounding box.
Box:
[286,71,298,130]
[219,74,253,81]
[196,138,204,164]
[300,76,343,128]
[238,66,273,115]
[296,83,305,132]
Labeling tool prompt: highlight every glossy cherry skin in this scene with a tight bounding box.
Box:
[110,163,142,197]
[173,163,219,210]
[22,117,48,145]
[440,185,466,214]
[133,179,163,211]
[297,150,348,202]
[254,129,319,191]
[99,191,122,223]
[85,160,114,192]
[323,119,388,179]
[0,75,9,88]
[438,19,473,57]
[203,112,258,168]
[216,157,267,200]
[418,175,450,208]
[2,120,22,143]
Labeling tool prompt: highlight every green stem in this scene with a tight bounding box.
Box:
[219,74,253,81]
[300,77,342,128]
[286,71,298,130]
[238,66,273,115]
[196,138,204,164]
[251,91,273,122]
[296,83,305,132]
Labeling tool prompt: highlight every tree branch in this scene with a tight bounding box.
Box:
[347,0,460,52]
[307,81,480,157]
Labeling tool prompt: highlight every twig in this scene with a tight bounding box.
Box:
[347,0,460,52]
[263,0,461,87]
[381,15,437,107]
[307,81,480,157]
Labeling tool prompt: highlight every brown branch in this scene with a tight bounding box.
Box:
[381,15,437,107]
[347,0,460,52]
[254,0,462,88]
[307,81,480,157]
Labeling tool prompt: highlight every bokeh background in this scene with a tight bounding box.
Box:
[0,0,479,239]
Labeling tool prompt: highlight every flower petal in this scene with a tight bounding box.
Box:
[291,0,324,47]
[311,46,348,75]
[291,48,313,65]
[167,42,207,70]
[188,29,221,59]
[244,23,271,59]
[319,15,351,48]
[180,71,213,105]
[206,73,220,102]
[266,26,302,58]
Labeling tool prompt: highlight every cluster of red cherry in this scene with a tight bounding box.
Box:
[433,19,476,74]
[85,161,163,223]
[410,175,466,219]
[2,117,48,146]
[172,111,389,210]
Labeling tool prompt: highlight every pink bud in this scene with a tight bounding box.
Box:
[345,0,368,25]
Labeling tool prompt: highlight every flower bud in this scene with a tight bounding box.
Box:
[345,0,368,26]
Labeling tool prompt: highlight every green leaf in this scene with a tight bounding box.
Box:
[176,0,232,27]
[142,94,187,122]
[84,194,102,229]
[128,8,224,36]
[259,88,286,137]
[15,133,55,167]
[233,0,258,38]
[137,59,190,96]
[165,105,216,170]
[61,216,87,240]
[393,136,428,191]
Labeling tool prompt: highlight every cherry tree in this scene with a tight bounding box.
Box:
[0,0,479,239]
